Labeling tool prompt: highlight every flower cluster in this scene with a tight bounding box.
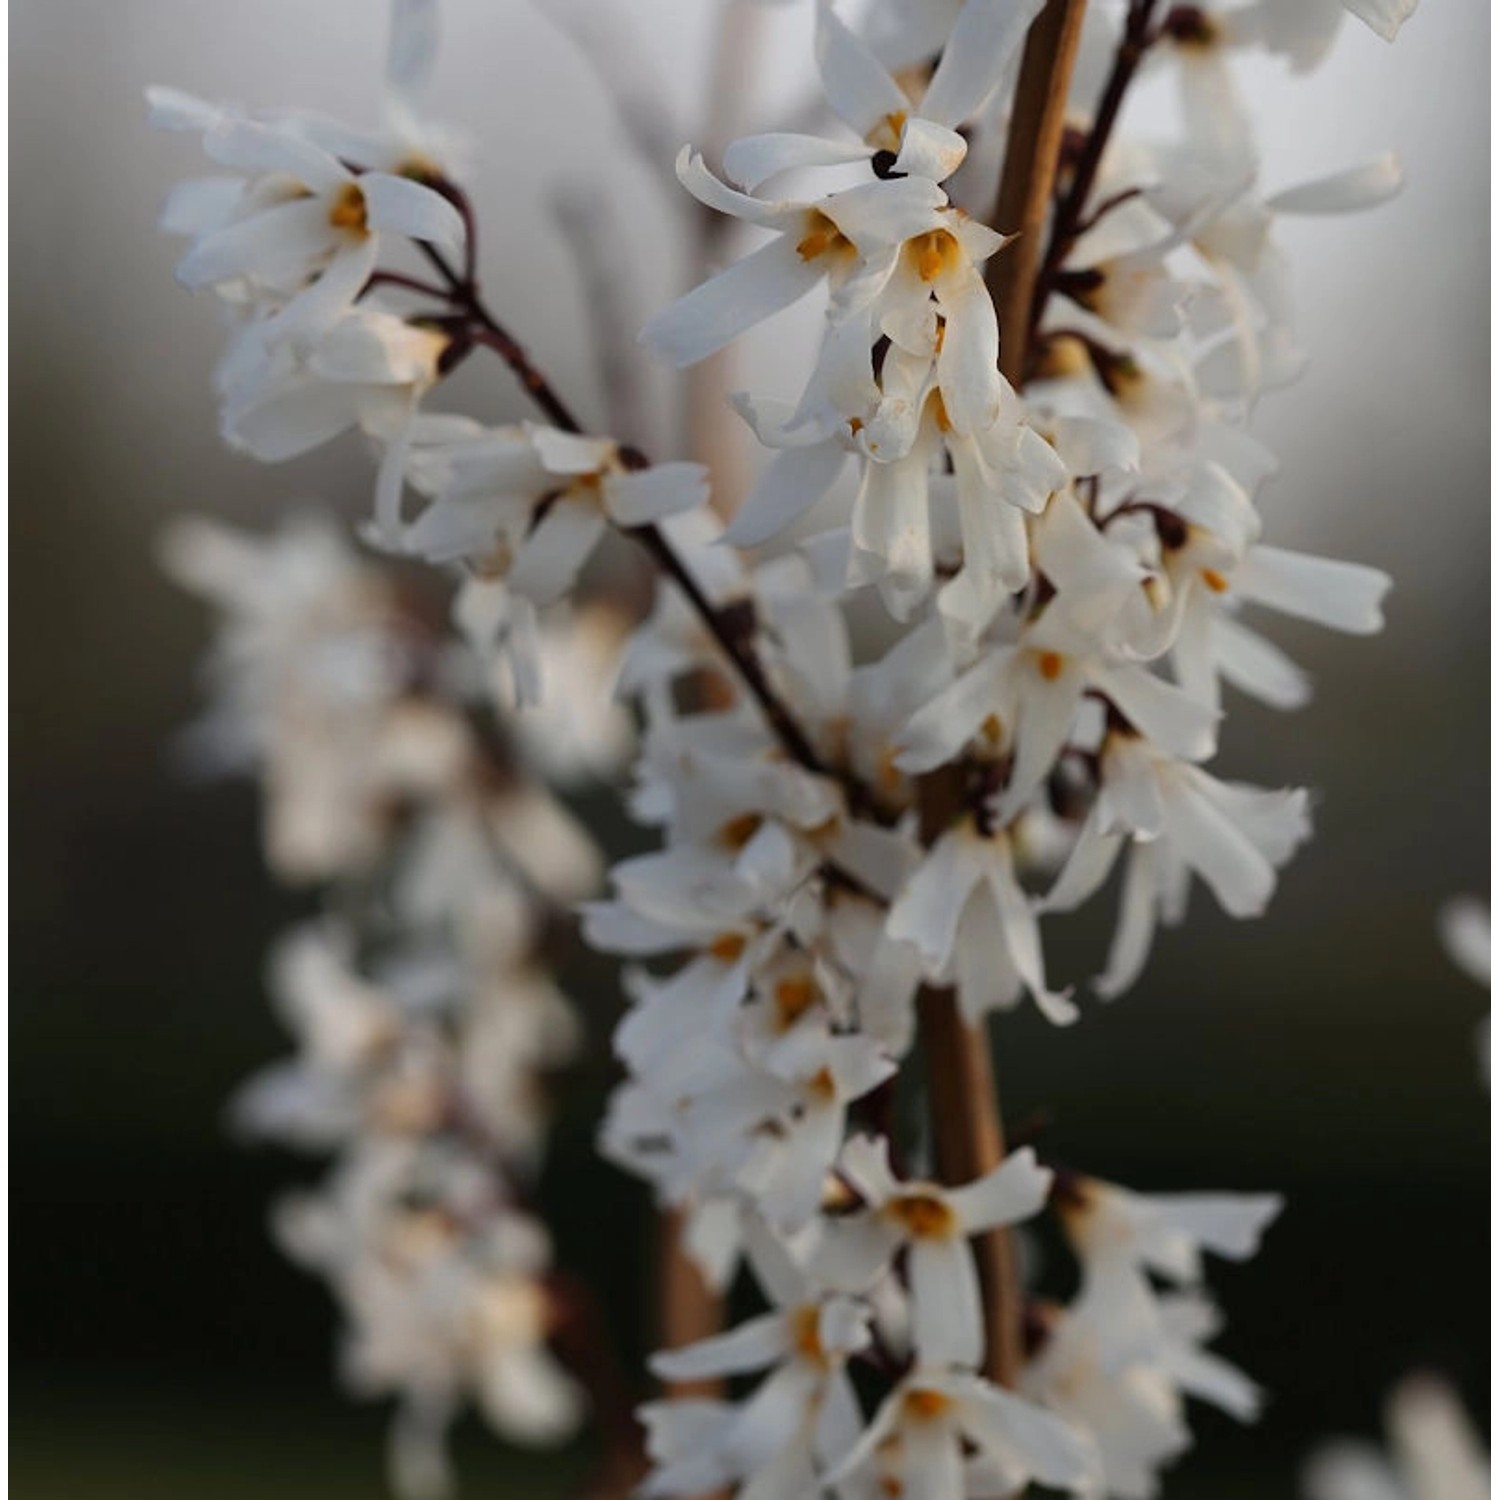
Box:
[164,515,605,1497]
[150,0,1423,1496]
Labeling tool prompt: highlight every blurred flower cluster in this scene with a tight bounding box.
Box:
[163,514,620,1494]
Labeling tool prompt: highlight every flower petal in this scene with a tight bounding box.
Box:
[508,495,607,606]
[643,236,823,368]
[814,2,909,137]
[724,132,873,191]
[361,171,466,252]
[921,0,1049,130]
[605,463,710,526]
[649,1311,791,1383]
[1233,546,1390,634]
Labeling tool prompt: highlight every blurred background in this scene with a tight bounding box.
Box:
[10,1,1489,1497]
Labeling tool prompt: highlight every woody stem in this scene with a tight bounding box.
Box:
[913,765,1024,1387]
[986,0,1089,386]
[1028,0,1164,353]
[917,0,1093,1392]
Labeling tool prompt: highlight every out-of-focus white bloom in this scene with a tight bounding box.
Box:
[397,415,708,600]
[276,1142,586,1500]
[825,1365,1101,1499]
[642,1224,871,1499]
[1441,899,1489,990]
[1440,897,1490,1081]
[161,512,468,882]
[166,496,608,1495]
[815,1134,1052,1368]
[150,87,463,345]
[1304,1374,1488,1500]
[887,814,1078,1025]
[1043,728,1312,997]
[1054,1172,1283,1284]
[1023,1270,1265,1499]
[1256,0,1420,73]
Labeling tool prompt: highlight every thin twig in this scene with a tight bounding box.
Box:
[625,520,829,779]
[397,197,851,793]
[986,0,1090,386]
[1028,0,1163,353]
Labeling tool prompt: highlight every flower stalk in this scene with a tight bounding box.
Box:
[987,0,1090,385]
[917,0,1092,1391]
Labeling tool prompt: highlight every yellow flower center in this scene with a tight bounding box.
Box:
[774,974,818,1030]
[790,1304,825,1364]
[902,1387,954,1421]
[887,1192,956,1239]
[717,813,763,850]
[328,182,368,233]
[707,932,747,964]
[797,209,855,264]
[806,1066,838,1103]
[907,229,962,284]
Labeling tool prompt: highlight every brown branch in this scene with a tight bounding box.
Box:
[1028,0,1163,354]
[400,194,856,797]
[655,1211,731,1500]
[986,0,1089,386]
[624,518,831,781]
[656,1208,727,1399]
[546,1270,649,1500]
[913,765,1023,1387]
[911,0,1097,1394]
[919,986,1023,1385]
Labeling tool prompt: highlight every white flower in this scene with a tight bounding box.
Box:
[887,814,1077,1025]
[1054,1173,1283,1284]
[149,88,463,344]
[1304,1374,1487,1500]
[1026,1266,1266,1499]
[398,416,708,599]
[160,511,471,882]
[219,309,452,548]
[751,0,1047,189]
[896,619,1221,825]
[814,1134,1052,1368]
[643,1225,871,1499]
[1440,899,1489,990]
[1255,0,1420,74]
[825,1366,1101,1498]
[1044,729,1312,997]
[642,155,949,369]
[1439,897,1490,1082]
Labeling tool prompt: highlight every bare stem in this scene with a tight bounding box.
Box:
[986,0,1089,386]
[1028,0,1163,354]
[913,764,1025,1386]
[656,1212,731,1500]
[919,987,1023,1384]
[657,1208,727,1398]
